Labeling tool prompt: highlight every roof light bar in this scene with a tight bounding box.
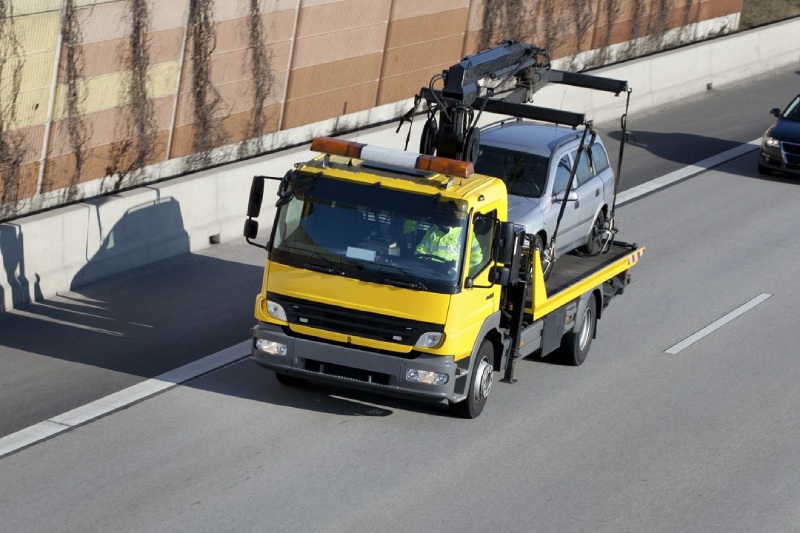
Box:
[310,136,474,178]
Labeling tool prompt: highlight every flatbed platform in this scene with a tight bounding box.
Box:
[545,241,639,296]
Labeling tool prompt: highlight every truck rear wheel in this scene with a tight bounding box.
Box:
[560,295,596,366]
[449,340,494,419]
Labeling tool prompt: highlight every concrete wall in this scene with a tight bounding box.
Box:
[2,17,799,312]
[1,0,741,220]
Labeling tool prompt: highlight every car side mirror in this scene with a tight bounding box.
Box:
[770,108,781,118]
[554,190,578,202]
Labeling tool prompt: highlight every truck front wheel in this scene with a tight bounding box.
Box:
[449,340,494,419]
[560,295,596,366]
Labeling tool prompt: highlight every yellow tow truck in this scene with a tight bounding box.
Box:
[242,41,644,418]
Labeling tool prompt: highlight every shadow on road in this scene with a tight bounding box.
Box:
[191,357,455,418]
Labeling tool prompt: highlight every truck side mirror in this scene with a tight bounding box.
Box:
[243,219,259,240]
[247,176,265,217]
[490,266,511,286]
[495,222,517,265]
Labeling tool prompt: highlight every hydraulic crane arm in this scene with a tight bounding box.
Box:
[408,39,628,162]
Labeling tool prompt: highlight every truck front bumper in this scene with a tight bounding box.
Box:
[251,322,460,402]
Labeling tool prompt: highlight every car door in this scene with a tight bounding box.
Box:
[588,142,615,206]
[571,147,603,249]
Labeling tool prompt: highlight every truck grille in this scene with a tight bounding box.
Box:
[305,360,391,385]
[269,293,443,346]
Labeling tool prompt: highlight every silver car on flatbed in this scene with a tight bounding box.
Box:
[474,118,615,278]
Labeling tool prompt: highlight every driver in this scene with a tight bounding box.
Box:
[415,221,482,269]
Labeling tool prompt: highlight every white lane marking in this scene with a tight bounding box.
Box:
[0,139,763,458]
[0,340,250,459]
[617,138,760,204]
[665,293,772,355]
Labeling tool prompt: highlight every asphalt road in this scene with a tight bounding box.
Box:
[1,64,799,532]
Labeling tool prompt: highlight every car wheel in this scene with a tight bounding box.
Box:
[579,210,605,255]
[757,162,773,175]
[532,233,554,280]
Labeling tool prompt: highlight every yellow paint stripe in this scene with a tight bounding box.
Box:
[51,61,179,119]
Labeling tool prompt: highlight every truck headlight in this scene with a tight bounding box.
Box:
[267,300,287,321]
[415,332,444,348]
[763,136,780,149]
[406,368,449,385]
[255,338,288,356]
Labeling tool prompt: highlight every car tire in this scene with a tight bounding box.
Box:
[579,210,605,255]
[532,233,554,280]
[757,162,773,175]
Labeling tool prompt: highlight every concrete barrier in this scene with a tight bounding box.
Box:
[2,18,799,312]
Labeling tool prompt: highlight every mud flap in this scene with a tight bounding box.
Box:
[540,305,567,357]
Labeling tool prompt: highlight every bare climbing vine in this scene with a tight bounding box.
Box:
[240,0,274,158]
[479,0,529,50]
[62,0,90,201]
[564,0,595,69]
[108,0,157,189]
[188,0,227,168]
[0,0,26,220]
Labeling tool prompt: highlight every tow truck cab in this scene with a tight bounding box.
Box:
[245,137,517,409]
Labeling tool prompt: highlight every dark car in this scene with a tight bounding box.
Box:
[758,93,800,175]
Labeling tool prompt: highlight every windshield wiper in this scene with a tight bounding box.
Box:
[275,243,348,275]
[374,263,428,291]
[303,252,346,275]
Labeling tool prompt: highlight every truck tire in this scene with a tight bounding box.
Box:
[449,340,494,419]
[275,372,308,386]
[560,295,596,366]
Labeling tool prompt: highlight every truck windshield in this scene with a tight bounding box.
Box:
[475,145,548,198]
[270,172,468,294]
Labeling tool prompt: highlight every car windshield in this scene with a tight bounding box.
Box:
[782,95,800,121]
[270,172,468,294]
[474,145,549,197]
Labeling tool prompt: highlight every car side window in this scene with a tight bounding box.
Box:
[553,155,572,196]
[574,149,592,186]
[589,144,610,174]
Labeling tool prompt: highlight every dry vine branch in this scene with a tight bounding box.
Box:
[108,0,157,188]
[188,0,227,168]
[0,0,26,220]
[62,0,90,202]
[241,0,274,157]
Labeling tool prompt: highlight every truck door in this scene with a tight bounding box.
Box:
[449,211,500,360]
